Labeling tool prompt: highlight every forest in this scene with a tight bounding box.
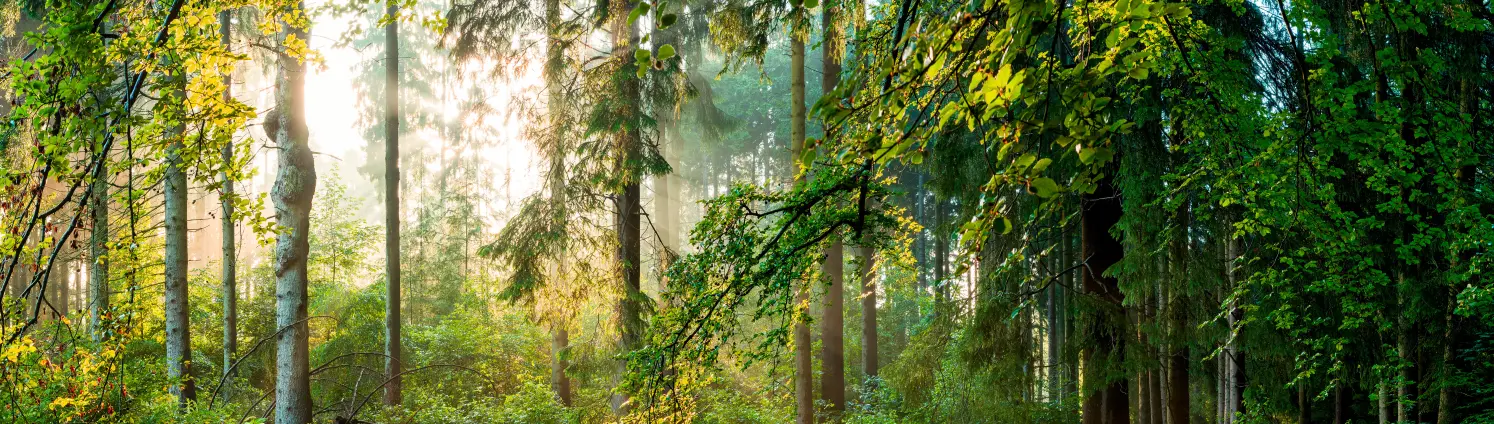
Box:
[0,0,1490,422]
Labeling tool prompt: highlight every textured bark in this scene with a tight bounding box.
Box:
[219,10,239,392]
[790,31,813,424]
[609,0,643,413]
[1299,383,1310,424]
[164,118,196,408]
[819,1,847,415]
[860,244,877,379]
[1221,234,1244,423]
[273,5,316,421]
[820,241,845,416]
[1166,206,1189,424]
[544,0,571,405]
[1080,177,1127,424]
[382,0,403,407]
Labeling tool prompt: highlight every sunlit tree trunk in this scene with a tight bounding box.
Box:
[218,10,239,395]
[163,80,196,408]
[1080,177,1127,424]
[544,0,571,405]
[819,1,846,414]
[609,0,643,414]
[273,4,316,421]
[790,24,813,424]
[89,168,108,339]
[382,0,404,407]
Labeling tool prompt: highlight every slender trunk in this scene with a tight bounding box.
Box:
[382,0,404,407]
[1166,208,1189,424]
[219,10,239,393]
[88,170,106,332]
[818,2,847,416]
[1080,177,1127,424]
[860,244,877,379]
[552,325,572,406]
[1223,234,1244,423]
[609,0,643,413]
[273,5,316,421]
[56,256,68,316]
[790,28,813,424]
[1299,383,1310,424]
[820,240,844,416]
[1378,382,1389,424]
[1396,272,1410,424]
[164,97,196,408]
[544,0,571,405]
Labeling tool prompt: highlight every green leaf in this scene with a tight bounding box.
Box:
[660,13,678,28]
[1078,147,1113,165]
[1031,178,1061,198]
[1031,158,1052,174]
[634,48,651,61]
[804,0,818,8]
[906,150,924,165]
[658,44,676,60]
[628,3,650,24]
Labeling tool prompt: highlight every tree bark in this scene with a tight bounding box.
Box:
[164,99,196,408]
[218,10,239,395]
[609,0,643,413]
[790,27,813,424]
[89,170,108,339]
[382,0,404,407]
[544,0,571,405]
[273,4,316,421]
[1080,177,1127,424]
[819,2,847,416]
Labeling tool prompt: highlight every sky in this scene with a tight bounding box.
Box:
[293,2,543,225]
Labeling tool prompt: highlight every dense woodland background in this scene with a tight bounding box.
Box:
[0,0,1491,422]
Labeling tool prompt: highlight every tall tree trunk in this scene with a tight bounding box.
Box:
[1220,232,1244,424]
[273,5,316,421]
[1299,383,1310,424]
[609,0,643,413]
[860,243,877,379]
[1166,209,1189,424]
[164,93,196,408]
[819,2,847,416]
[219,10,239,394]
[789,26,813,424]
[1080,177,1127,424]
[544,0,571,405]
[89,169,108,339]
[56,256,69,316]
[382,0,404,407]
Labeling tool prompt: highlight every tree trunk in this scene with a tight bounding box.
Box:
[1299,383,1310,424]
[1222,234,1244,423]
[609,0,643,413]
[789,27,813,424]
[860,244,877,379]
[164,103,196,408]
[552,325,571,406]
[1080,177,1127,424]
[382,0,404,407]
[544,0,572,405]
[89,168,107,339]
[818,2,847,416]
[273,5,316,421]
[218,10,239,394]
[821,240,844,416]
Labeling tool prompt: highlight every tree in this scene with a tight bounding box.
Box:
[163,68,197,410]
[218,8,239,395]
[609,0,645,413]
[818,0,847,416]
[789,6,812,421]
[272,2,317,421]
[382,0,404,407]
